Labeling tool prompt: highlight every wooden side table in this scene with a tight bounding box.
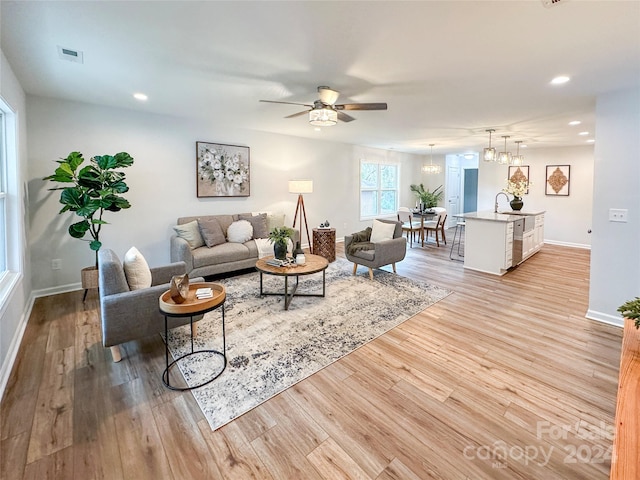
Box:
[312,228,336,262]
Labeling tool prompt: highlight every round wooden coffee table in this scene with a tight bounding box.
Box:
[159,282,226,390]
[255,254,329,310]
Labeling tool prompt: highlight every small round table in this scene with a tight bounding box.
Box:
[312,227,336,262]
[158,282,226,391]
[255,254,329,310]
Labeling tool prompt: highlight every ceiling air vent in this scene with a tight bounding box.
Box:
[57,46,84,64]
[541,0,567,7]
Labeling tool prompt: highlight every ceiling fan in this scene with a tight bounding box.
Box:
[260,86,387,126]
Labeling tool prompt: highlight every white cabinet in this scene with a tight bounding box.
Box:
[464,217,514,275]
[533,214,545,252]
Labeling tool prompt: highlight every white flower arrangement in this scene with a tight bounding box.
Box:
[198,146,249,195]
[503,179,530,198]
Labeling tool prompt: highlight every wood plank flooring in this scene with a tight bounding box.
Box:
[1,240,622,479]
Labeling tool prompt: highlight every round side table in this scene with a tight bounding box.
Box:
[159,282,226,391]
[312,227,336,262]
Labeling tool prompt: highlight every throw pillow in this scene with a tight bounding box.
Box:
[227,219,253,243]
[173,220,205,249]
[239,213,269,239]
[198,218,226,247]
[266,213,286,232]
[123,246,152,290]
[370,220,396,243]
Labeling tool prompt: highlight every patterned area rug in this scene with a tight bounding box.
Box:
[165,258,451,430]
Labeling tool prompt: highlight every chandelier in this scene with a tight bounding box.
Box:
[422,144,441,174]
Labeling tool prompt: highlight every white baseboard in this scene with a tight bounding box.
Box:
[544,239,591,250]
[585,309,624,328]
[32,282,82,299]
[0,292,36,402]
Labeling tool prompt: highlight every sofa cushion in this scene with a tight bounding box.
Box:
[198,218,226,247]
[192,242,252,269]
[239,213,269,239]
[123,246,152,290]
[266,213,285,233]
[370,219,396,243]
[350,248,375,261]
[227,220,253,243]
[173,220,205,249]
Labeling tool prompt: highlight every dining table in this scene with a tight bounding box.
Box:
[409,209,437,247]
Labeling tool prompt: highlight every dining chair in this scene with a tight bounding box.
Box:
[422,207,447,247]
[397,207,422,247]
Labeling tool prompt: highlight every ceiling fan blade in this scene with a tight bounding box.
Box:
[284,110,309,119]
[335,103,388,111]
[259,100,313,107]
[337,111,356,123]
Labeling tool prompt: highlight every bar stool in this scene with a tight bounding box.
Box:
[449,221,465,261]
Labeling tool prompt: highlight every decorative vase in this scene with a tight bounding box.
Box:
[293,241,304,257]
[273,241,287,260]
[510,196,524,211]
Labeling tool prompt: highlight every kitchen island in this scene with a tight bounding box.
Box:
[456,210,545,275]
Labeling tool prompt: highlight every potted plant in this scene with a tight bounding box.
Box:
[618,297,640,329]
[268,226,294,260]
[43,151,134,291]
[410,184,444,210]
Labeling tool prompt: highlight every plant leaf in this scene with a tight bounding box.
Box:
[69,220,90,238]
[89,240,102,251]
[113,152,134,168]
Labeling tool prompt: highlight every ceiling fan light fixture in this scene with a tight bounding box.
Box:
[309,107,337,126]
[483,129,496,162]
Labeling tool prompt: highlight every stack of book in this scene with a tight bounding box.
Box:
[195,287,213,299]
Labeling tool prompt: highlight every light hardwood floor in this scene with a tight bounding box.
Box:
[1,240,622,479]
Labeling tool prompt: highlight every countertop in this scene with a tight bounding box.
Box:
[455,210,545,222]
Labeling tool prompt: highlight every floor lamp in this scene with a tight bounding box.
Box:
[288,180,313,253]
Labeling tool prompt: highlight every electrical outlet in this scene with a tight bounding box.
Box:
[51,259,62,270]
[609,208,628,223]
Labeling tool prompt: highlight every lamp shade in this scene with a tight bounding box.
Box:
[288,180,313,194]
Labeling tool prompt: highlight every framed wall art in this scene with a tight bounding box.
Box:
[508,165,530,194]
[196,142,250,197]
[545,165,570,196]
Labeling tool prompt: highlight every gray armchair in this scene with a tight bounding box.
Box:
[344,219,407,280]
[98,248,204,362]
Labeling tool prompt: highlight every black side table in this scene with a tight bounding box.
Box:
[159,282,227,391]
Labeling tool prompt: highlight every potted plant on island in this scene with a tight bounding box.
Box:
[43,151,134,296]
[618,297,640,329]
[268,226,294,260]
[410,184,444,210]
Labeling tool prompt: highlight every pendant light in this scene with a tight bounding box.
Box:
[422,144,441,174]
[483,129,496,162]
[512,141,524,166]
[497,135,512,165]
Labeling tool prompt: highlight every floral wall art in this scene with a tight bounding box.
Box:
[508,166,530,194]
[196,141,250,197]
[546,165,570,196]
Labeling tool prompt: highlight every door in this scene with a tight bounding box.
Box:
[446,165,461,228]
[463,168,478,213]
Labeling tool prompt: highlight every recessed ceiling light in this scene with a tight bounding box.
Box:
[550,75,570,85]
[586,139,595,143]
[568,120,581,126]
[133,93,148,101]
[314,127,321,132]
[578,131,589,136]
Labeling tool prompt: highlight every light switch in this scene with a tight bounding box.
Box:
[609,208,628,223]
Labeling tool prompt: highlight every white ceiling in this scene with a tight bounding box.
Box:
[2,1,639,155]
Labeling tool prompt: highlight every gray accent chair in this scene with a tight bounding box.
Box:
[344,219,407,280]
[98,248,204,362]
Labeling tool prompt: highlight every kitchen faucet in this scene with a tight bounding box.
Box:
[494,192,509,213]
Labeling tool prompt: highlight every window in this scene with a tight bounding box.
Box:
[360,159,399,219]
[0,112,6,276]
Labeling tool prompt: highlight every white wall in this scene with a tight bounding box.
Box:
[27,96,424,292]
[587,87,640,326]
[0,50,31,398]
[478,145,594,247]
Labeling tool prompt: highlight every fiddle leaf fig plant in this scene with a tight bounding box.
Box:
[43,151,134,266]
[618,297,640,329]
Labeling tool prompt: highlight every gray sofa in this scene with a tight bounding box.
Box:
[170,213,298,277]
[98,248,204,362]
